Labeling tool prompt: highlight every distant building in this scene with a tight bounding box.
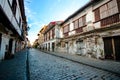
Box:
[33,39,39,48]
[58,0,120,60]
[0,0,28,60]
[41,21,63,52]
[37,25,47,49]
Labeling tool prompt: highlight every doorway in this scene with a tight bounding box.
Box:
[0,33,2,50]
[103,36,120,60]
[76,40,84,55]
[48,43,50,51]
[114,36,120,60]
[8,39,13,54]
[52,42,55,52]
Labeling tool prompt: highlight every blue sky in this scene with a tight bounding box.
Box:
[25,0,89,44]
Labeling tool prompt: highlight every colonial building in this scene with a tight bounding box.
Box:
[37,25,47,49]
[33,39,39,48]
[0,0,28,60]
[42,21,63,52]
[58,0,120,60]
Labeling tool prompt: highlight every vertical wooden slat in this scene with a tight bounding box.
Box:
[103,37,114,59]
[94,8,100,22]
[112,38,116,60]
[76,27,83,33]
[114,36,120,60]
[117,0,120,12]
[101,14,119,27]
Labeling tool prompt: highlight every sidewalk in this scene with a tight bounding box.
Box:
[0,49,28,80]
[42,50,120,76]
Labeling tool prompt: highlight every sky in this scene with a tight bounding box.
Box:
[24,0,90,44]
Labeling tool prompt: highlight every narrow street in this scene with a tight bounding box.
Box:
[28,49,120,80]
[1,0,120,80]
[0,49,120,80]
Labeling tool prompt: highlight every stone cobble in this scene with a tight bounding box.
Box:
[0,49,27,80]
[43,50,120,75]
[29,49,120,80]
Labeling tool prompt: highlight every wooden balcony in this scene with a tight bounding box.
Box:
[101,13,120,27]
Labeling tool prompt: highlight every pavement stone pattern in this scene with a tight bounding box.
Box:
[43,50,120,75]
[0,49,27,80]
[29,49,120,80]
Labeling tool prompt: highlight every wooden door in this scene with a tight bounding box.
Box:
[0,33,2,50]
[103,37,114,59]
[52,42,55,52]
[77,41,84,55]
[114,36,120,60]
[8,39,13,54]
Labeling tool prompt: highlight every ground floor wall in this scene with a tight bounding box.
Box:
[0,32,24,60]
[57,28,120,60]
[42,39,56,52]
[0,34,9,60]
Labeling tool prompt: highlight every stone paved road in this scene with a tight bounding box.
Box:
[0,49,27,80]
[29,49,120,80]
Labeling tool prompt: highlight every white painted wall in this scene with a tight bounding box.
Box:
[55,25,60,38]
[0,34,9,60]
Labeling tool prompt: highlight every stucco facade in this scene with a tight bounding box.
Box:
[36,0,120,61]
[58,0,120,60]
[41,21,63,52]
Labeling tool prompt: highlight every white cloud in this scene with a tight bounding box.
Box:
[25,5,41,43]
[25,6,36,22]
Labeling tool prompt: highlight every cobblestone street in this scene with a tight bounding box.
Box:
[0,49,120,80]
[29,49,120,80]
[0,49,27,80]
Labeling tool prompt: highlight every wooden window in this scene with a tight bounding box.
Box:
[79,18,83,27]
[50,30,52,39]
[74,20,79,29]
[47,32,49,40]
[12,0,17,15]
[44,34,46,41]
[107,0,118,16]
[63,25,69,33]
[49,32,50,40]
[52,29,55,39]
[94,8,100,22]
[45,34,47,41]
[100,4,108,19]
[100,0,118,19]
[79,15,86,27]
[82,15,86,26]
[46,34,47,41]
[117,0,120,12]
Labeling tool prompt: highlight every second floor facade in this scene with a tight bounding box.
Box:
[38,25,47,45]
[61,0,120,38]
[0,0,27,40]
